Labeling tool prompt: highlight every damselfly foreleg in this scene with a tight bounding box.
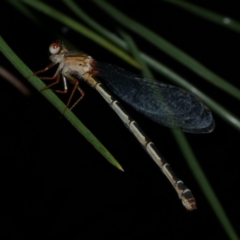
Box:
[28,63,66,92]
[28,62,57,78]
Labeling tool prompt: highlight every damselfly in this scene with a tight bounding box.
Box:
[29,42,215,211]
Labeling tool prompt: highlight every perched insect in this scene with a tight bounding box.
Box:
[29,41,215,210]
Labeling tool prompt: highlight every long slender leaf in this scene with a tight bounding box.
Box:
[119,31,238,240]
[164,0,240,33]
[61,0,240,132]
[92,0,240,102]
[21,0,140,69]
[173,129,239,240]
[0,36,124,171]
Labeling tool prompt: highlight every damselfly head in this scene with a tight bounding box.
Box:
[49,42,61,55]
[49,41,68,55]
[49,42,67,63]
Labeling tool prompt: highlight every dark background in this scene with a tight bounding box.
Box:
[0,1,240,239]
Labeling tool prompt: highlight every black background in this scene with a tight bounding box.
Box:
[1,1,240,239]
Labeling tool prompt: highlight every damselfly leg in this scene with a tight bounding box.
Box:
[28,63,85,112]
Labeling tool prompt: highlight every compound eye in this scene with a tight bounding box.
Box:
[49,42,60,54]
